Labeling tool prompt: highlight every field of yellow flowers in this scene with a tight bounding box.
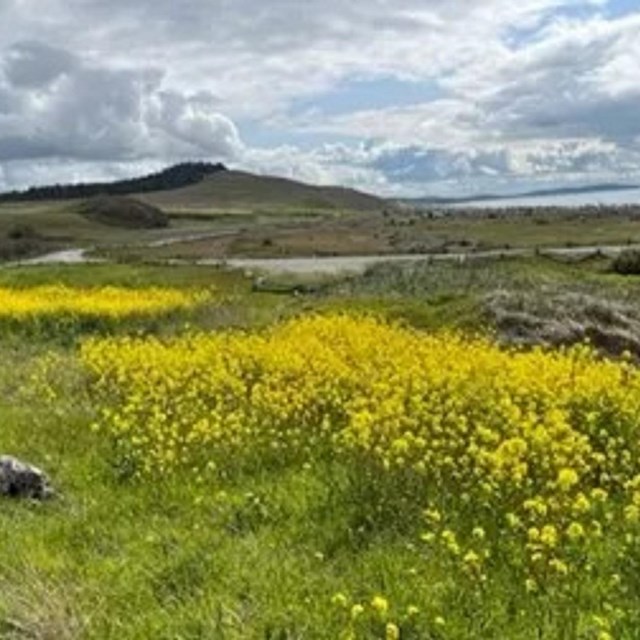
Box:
[0,282,214,342]
[79,313,640,638]
[0,284,210,320]
[4,261,640,639]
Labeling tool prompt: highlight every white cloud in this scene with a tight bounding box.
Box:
[0,0,616,117]
[290,10,640,192]
[0,42,243,163]
[0,0,638,194]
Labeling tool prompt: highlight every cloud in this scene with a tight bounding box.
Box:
[241,137,640,198]
[0,0,615,117]
[291,10,640,192]
[0,41,243,164]
[311,13,640,145]
[475,14,640,142]
[0,0,638,194]
[3,41,77,88]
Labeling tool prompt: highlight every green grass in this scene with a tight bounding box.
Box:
[3,260,640,638]
[0,333,437,639]
[0,397,428,638]
[0,201,245,261]
[5,190,640,269]
[96,208,640,263]
[0,354,616,640]
[328,255,607,296]
[319,256,640,355]
[411,211,640,250]
[0,264,305,348]
[0,263,246,289]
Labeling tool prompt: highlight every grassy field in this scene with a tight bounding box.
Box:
[2,257,640,638]
[4,184,640,267]
[0,195,368,264]
[0,201,250,262]
[93,207,640,263]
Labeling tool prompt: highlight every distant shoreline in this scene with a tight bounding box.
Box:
[403,185,640,209]
[444,187,640,210]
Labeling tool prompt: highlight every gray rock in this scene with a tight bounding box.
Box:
[0,456,53,500]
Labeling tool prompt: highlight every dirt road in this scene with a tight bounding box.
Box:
[9,243,640,274]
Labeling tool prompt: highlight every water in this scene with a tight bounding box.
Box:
[448,188,640,209]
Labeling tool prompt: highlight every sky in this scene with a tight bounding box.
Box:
[0,0,639,197]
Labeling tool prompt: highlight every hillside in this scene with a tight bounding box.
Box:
[137,170,388,213]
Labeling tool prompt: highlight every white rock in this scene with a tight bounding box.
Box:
[0,456,53,499]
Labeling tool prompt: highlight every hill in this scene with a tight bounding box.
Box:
[137,170,388,213]
[0,162,226,203]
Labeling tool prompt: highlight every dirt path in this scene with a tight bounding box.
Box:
[15,248,103,265]
[6,230,237,267]
[201,244,640,275]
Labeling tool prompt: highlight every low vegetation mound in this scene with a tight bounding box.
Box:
[486,289,640,358]
[0,223,52,262]
[612,249,640,275]
[79,195,169,229]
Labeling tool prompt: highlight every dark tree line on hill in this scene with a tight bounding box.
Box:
[0,162,227,203]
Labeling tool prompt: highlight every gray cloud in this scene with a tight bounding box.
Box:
[3,41,77,88]
[475,15,640,142]
[0,41,242,164]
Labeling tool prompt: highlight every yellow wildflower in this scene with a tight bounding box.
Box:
[371,596,389,617]
[557,468,579,491]
[386,622,400,640]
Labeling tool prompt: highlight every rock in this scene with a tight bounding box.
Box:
[0,456,54,500]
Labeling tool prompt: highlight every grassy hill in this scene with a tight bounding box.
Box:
[137,170,388,214]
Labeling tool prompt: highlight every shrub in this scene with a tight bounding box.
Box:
[6,223,38,240]
[612,250,640,275]
[79,196,169,229]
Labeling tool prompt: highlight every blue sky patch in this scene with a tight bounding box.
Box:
[289,77,443,118]
[606,0,640,18]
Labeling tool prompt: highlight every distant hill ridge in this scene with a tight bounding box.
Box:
[138,169,388,212]
[0,162,227,203]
